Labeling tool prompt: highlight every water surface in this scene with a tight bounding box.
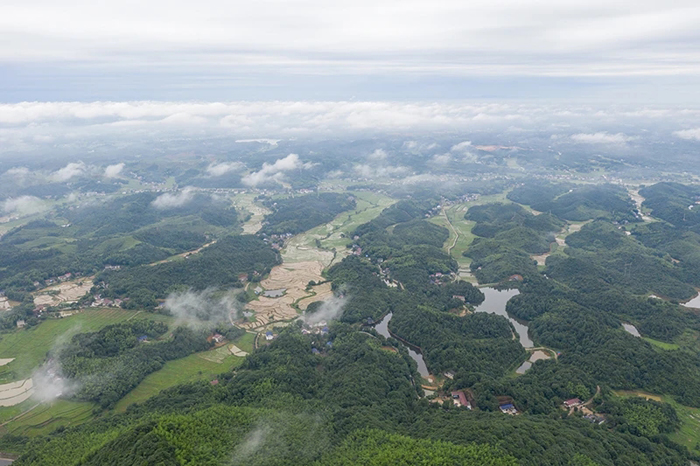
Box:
[474,287,532,348]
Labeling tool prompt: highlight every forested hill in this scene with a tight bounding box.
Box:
[6,326,690,466]
[259,192,356,235]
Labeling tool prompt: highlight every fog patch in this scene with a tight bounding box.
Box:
[570,132,635,144]
[151,187,195,209]
[50,161,86,182]
[206,161,244,177]
[674,128,700,141]
[242,153,303,187]
[304,295,348,326]
[2,195,46,216]
[164,288,242,329]
[104,162,125,178]
[31,358,79,402]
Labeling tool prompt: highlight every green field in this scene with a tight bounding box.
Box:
[113,346,245,412]
[667,398,700,456]
[2,400,95,437]
[234,332,256,353]
[280,191,396,266]
[614,390,700,456]
[643,337,681,350]
[0,308,173,383]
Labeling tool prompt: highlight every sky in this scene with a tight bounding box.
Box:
[2,0,700,102]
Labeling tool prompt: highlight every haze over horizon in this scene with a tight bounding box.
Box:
[2,0,700,102]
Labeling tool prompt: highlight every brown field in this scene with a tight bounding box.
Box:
[241,261,325,330]
[0,379,33,407]
[33,278,94,306]
[297,282,333,311]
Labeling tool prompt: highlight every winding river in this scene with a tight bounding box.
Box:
[375,286,534,377]
[474,287,532,348]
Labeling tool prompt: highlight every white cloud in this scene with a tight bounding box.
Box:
[104,163,124,178]
[51,162,86,181]
[570,132,635,144]
[206,161,244,177]
[367,149,388,161]
[431,153,452,165]
[353,163,409,178]
[3,196,45,216]
[674,128,700,141]
[151,187,196,209]
[451,141,472,152]
[242,154,303,186]
[5,167,30,177]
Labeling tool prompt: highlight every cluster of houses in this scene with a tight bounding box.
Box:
[428,271,456,285]
[260,232,293,251]
[33,272,78,288]
[91,295,124,308]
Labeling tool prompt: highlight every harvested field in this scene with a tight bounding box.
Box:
[229,344,249,357]
[33,277,94,306]
[297,282,333,311]
[241,261,324,329]
[233,194,271,234]
[0,298,12,311]
[0,379,33,407]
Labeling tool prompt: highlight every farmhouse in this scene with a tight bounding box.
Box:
[563,398,582,408]
[265,331,274,341]
[451,391,471,409]
[500,403,517,415]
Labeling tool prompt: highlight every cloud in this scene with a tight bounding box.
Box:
[242,153,303,187]
[2,196,45,216]
[353,163,409,178]
[431,153,452,165]
[367,149,388,161]
[570,132,635,144]
[32,359,79,403]
[206,161,244,177]
[151,187,196,209]
[104,162,125,178]
[304,295,348,326]
[674,128,700,141]
[451,141,472,152]
[5,167,30,177]
[51,162,86,181]
[164,288,241,328]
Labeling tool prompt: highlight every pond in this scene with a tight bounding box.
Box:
[622,323,641,337]
[515,350,551,374]
[262,288,286,298]
[474,287,533,348]
[682,293,700,309]
[375,313,430,377]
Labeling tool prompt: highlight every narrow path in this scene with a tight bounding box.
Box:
[442,207,460,257]
[583,385,601,406]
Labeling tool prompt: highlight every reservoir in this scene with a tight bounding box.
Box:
[682,293,700,309]
[622,323,641,337]
[474,287,532,348]
[375,313,430,377]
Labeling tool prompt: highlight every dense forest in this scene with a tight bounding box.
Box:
[0,192,241,292]
[98,235,281,308]
[259,193,356,235]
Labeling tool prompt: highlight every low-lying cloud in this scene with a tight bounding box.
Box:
[570,132,635,144]
[50,162,86,182]
[674,128,700,141]
[32,358,79,403]
[104,162,125,178]
[151,187,196,209]
[2,195,45,216]
[207,161,244,177]
[164,288,241,328]
[242,154,304,187]
[304,295,348,326]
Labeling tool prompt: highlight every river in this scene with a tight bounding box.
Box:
[375,313,430,377]
[474,287,532,348]
[375,286,532,377]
